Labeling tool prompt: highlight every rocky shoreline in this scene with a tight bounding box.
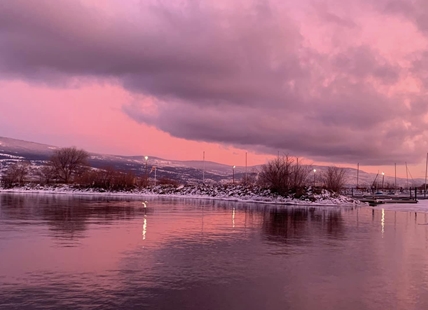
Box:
[0,184,363,206]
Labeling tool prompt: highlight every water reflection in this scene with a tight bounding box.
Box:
[0,193,142,240]
[142,215,147,240]
[3,194,428,310]
[381,208,385,237]
[261,207,345,244]
[232,207,236,228]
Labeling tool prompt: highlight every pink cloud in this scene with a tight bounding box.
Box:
[0,80,273,166]
[1,0,428,176]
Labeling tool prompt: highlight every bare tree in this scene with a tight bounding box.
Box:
[291,160,312,189]
[258,156,312,195]
[322,166,347,193]
[258,156,291,195]
[1,161,30,188]
[48,147,89,184]
[259,156,300,195]
[36,165,57,184]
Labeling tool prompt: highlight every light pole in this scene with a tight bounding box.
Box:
[144,156,148,184]
[382,172,385,189]
[313,169,316,188]
[233,165,236,184]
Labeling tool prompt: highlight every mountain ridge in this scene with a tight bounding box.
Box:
[0,136,424,187]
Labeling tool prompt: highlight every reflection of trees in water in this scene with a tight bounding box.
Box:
[261,207,345,244]
[0,194,27,210]
[1,194,347,243]
[0,194,141,240]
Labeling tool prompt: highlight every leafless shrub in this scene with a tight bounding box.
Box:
[157,177,179,187]
[322,166,347,193]
[78,166,136,190]
[292,160,312,189]
[258,156,311,195]
[137,175,150,188]
[1,161,30,188]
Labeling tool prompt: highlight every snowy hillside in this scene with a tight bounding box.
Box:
[0,136,424,187]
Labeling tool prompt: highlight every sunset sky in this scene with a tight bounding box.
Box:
[1,0,428,177]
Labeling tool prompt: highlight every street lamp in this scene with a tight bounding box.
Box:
[144,156,149,184]
[313,169,316,188]
[233,165,236,184]
[382,172,385,189]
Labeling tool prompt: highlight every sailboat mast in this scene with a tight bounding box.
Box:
[394,163,396,190]
[425,153,428,198]
[406,162,409,190]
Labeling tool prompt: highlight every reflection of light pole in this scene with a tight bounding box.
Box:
[313,169,316,188]
[233,165,236,184]
[142,215,147,240]
[232,207,235,228]
[382,172,385,189]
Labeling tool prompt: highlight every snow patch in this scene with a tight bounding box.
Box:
[0,184,361,207]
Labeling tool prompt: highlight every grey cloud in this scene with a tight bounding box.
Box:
[312,1,357,29]
[373,0,428,35]
[332,46,401,84]
[382,0,415,15]
[1,0,426,165]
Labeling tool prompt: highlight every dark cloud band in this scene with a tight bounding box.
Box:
[1,0,427,165]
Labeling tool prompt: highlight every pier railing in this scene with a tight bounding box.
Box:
[342,187,424,199]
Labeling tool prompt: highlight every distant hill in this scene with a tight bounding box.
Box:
[0,136,251,184]
[0,136,424,187]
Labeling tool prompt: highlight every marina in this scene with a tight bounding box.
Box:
[351,190,419,206]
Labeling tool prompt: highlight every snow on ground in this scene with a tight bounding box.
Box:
[0,153,24,159]
[0,184,361,207]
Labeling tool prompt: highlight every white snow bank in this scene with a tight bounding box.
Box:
[0,184,362,206]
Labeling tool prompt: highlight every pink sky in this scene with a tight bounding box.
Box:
[1,0,428,178]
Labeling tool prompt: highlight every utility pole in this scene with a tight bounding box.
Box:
[313,169,316,188]
[296,157,299,188]
[356,163,359,189]
[394,163,397,191]
[245,152,247,184]
[233,165,236,184]
[202,151,205,183]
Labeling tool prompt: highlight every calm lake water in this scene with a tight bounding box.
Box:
[1,193,428,310]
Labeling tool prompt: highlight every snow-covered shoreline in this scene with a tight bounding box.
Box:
[0,184,362,207]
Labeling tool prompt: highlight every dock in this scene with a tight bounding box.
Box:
[348,187,421,206]
[357,196,418,206]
